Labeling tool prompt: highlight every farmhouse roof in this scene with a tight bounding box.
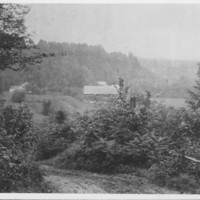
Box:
[84,85,119,95]
[97,81,107,86]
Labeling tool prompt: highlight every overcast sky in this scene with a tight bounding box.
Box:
[25,4,200,60]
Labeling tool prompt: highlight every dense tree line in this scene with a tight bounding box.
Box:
[1,39,195,98]
[0,40,157,96]
[141,58,197,98]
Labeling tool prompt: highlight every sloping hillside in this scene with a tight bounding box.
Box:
[0,41,157,95]
[2,42,196,98]
[140,58,198,98]
[140,58,198,84]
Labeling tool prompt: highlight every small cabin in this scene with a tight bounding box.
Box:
[83,83,119,101]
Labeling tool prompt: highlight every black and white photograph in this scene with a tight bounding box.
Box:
[1,1,200,195]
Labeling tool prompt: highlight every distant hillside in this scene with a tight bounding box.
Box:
[35,41,156,86]
[140,58,199,98]
[0,41,158,96]
[1,41,197,99]
[140,58,198,83]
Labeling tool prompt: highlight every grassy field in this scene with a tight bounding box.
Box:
[2,92,188,126]
[2,92,92,124]
[152,97,187,108]
[25,94,90,113]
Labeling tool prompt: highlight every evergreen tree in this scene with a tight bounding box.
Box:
[55,110,66,124]
[187,62,200,110]
[42,100,52,116]
[0,4,41,71]
[0,75,4,95]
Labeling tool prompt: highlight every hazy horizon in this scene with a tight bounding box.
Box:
[25,4,200,61]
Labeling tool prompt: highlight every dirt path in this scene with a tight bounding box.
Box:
[40,165,179,193]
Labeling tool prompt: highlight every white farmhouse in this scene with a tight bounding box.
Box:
[83,82,119,101]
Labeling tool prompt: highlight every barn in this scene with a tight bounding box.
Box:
[83,83,119,101]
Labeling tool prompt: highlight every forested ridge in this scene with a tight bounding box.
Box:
[140,58,198,98]
[0,40,157,95]
[1,40,197,98]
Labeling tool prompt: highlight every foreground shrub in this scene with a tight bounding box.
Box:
[55,101,200,178]
[145,105,200,192]
[47,84,200,193]
[10,90,26,103]
[35,121,76,161]
[166,174,198,193]
[0,105,45,192]
[1,105,35,149]
[55,96,158,173]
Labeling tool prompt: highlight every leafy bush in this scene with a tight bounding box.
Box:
[144,105,200,192]
[38,84,200,193]
[53,95,200,182]
[1,105,35,149]
[56,91,157,172]
[0,105,45,192]
[166,174,198,193]
[53,91,158,172]
[148,164,168,186]
[11,90,26,103]
[35,122,76,161]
